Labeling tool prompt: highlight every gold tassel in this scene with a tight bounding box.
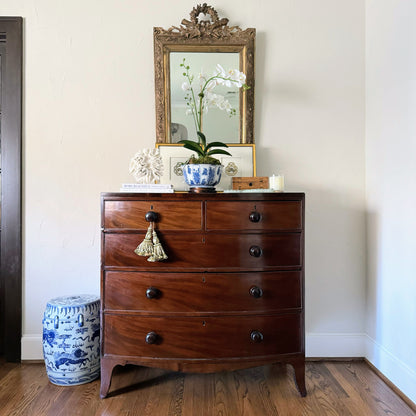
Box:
[134,224,154,257]
[147,229,168,262]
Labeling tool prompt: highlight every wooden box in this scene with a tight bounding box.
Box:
[232,176,269,190]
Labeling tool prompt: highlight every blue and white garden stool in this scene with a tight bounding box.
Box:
[42,295,100,386]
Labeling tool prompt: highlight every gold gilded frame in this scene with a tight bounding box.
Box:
[154,4,255,144]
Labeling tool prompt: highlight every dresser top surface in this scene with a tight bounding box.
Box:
[101,192,305,202]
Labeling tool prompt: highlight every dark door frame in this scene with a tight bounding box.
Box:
[0,17,22,362]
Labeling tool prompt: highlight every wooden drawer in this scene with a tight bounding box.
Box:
[103,200,203,230]
[103,232,302,270]
[104,271,302,312]
[206,201,302,231]
[104,314,301,358]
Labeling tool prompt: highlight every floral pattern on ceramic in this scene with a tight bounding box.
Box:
[42,294,100,386]
[182,164,223,188]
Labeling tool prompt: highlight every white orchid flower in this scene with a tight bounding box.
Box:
[228,69,239,79]
[205,79,217,91]
[224,79,233,88]
[206,92,222,107]
[181,81,191,91]
[224,100,232,113]
[180,58,248,134]
[237,72,246,83]
[198,72,207,84]
[215,63,226,76]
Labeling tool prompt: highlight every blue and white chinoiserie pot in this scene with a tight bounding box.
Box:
[42,295,100,386]
[182,164,223,192]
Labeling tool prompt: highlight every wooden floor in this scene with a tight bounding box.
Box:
[0,359,415,416]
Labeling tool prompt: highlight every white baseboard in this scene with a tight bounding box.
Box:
[21,335,43,360]
[365,334,416,405]
[22,332,367,361]
[306,332,366,357]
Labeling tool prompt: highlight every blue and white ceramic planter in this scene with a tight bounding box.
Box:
[42,294,100,386]
[182,164,223,191]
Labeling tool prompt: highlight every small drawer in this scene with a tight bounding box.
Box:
[104,314,302,359]
[104,271,302,312]
[206,201,302,231]
[103,200,203,230]
[103,233,302,270]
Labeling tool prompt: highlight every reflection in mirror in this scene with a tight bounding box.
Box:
[170,52,240,143]
[154,4,255,144]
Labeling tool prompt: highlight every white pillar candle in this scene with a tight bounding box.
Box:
[269,174,285,192]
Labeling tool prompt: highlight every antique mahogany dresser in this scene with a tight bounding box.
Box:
[100,192,306,398]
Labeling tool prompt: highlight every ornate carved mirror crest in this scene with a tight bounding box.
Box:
[154,4,255,144]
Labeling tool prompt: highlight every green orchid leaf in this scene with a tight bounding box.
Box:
[178,140,205,156]
[197,131,207,148]
[205,141,229,151]
[206,149,232,157]
[177,139,201,148]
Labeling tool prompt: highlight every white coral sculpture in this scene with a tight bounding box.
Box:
[129,148,163,184]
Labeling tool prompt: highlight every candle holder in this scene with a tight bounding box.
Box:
[269,174,285,192]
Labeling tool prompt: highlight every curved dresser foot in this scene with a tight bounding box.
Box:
[100,357,119,398]
[288,357,307,397]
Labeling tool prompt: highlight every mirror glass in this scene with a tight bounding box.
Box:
[170,52,240,143]
[153,4,255,144]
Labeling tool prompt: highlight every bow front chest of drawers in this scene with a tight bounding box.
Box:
[100,192,306,398]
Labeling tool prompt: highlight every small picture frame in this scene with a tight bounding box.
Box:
[156,144,256,191]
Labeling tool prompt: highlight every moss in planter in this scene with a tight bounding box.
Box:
[186,155,222,165]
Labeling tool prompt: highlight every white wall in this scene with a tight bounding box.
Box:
[0,1,366,359]
[365,0,416,403]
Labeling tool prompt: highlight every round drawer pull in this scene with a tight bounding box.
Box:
[249,246,262,257]
[145,331,159,344]
[249,286,263,298]
[249,211,261,223]
[146,287,161,299]
[145,210,158,223]
[250,330,264,343]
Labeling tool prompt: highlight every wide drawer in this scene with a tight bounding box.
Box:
[206,201,302,231]
[103,232,302,270]
[103,200,203,230]
[104,271,302,312]
[104,314,301,358]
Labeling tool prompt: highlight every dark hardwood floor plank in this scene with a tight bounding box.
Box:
[109,366,185,416]
[20,379,72,416]
[97,366,163,416]
[45,388,77,416]
[236,366,280,416]
[0,363,49,416]
[167,372,185,416]
[267,363,314,415]
[0,357,15,381]
[55,381,101,416]
[325,362,385,416]
[0,360,414,416]
[182,373,215,416]
[331,361,416,416]
[305,362,353,416]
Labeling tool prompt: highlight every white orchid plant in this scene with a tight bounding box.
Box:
[178,58,250,165]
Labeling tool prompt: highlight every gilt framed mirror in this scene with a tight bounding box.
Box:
[154,4,255,144]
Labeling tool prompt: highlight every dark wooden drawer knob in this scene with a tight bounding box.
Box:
[250,330,264,343]
[145,210,158,222]
[145,331,159,344]
[249,286,263,298]
[249,245,262,257]
[249,211,261,223]
[146,287,161,299]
